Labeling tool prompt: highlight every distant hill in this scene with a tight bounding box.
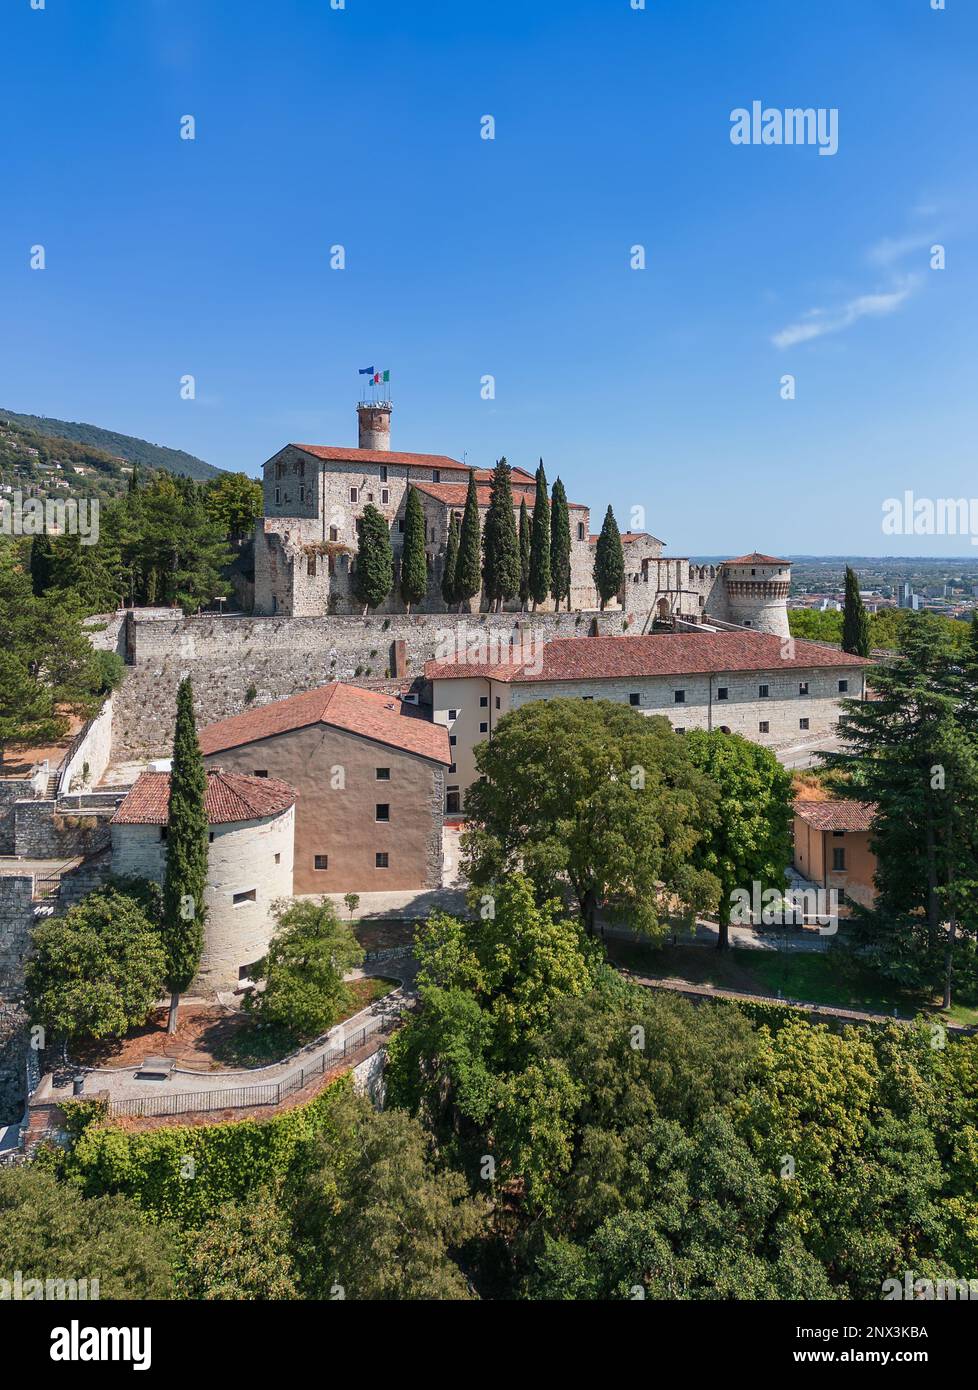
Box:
[0,409,221,482]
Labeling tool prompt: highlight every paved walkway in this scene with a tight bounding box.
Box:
[599,916,835,953]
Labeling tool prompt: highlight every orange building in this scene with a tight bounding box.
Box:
[792,799,878,911]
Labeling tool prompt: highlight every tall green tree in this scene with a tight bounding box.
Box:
[161,677,208,1033]
[400,485,429,613]
[842,566,872,657]
[204,471,263,545]
[550,478,572,612]
[244,898,364,1039]
[481,458,521,612]
[353,503,394,613]
[528,460,551,610]
[518,497,531,610]
[592,505,624,611]
[455,470,482,611]
[441,510,460,608]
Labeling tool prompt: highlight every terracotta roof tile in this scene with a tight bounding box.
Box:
[412,480,587,511]
[425,631,869,683]
[112,770,297,826]
[198,682,451,764]
[723,552,789,566]
[290,445,470,471]
[793,799,876,831]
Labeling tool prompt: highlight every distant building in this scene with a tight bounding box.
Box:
[792,799,877,910]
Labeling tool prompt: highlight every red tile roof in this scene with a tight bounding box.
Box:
[588,531,663,546]
[412,480,587,511]
[473,467,536,484]
[290,445,470,472]
[793,799,876,831]
[198,682,452,765]
[425,631,869,683]
[723,553,789,566]
[112,770,297,826]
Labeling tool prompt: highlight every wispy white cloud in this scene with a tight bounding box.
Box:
[866,231,937,267]
[771,275,920,350]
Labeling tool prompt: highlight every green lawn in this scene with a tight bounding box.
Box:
[607,940,978,1027]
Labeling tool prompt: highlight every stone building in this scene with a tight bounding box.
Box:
[110,770,296,992]
[197,681,451,894]
[251,399,790,635]
[426,630,868,810]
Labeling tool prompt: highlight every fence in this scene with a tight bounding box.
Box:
[106,1008,405,1119]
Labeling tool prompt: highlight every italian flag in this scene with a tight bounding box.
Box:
[373,369,390,385]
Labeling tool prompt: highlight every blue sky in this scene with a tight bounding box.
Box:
[2,0,976,555]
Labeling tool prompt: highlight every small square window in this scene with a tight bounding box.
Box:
[479,696,488,707]
[674,690,685,704]
[717,687,728,700]
[375,803,390,822]
[799,718,810,730]
[479,722,488,733]
[376,767,390,780]
[233,888,257,906]
[759,721,770,734]
[448,709,458,720]
[314,855,328,870]
[758,684,769,698]
[629,693,640,706]
[798,681,809,696]
[838,679,849,693]
[375,852,389,868]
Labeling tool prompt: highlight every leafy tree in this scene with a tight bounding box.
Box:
[684,730,793,949]
[343,891,361,920]
[842,566,872,657]
[0,1167,177,1299]
[592,505,624,610]
[455,470,482,611]
[549,477,571,611]
[400,484,428,613]
[481,458,520,612]
[26,887,166,1052]
[93,648,126,694]
[528,460,551,610]
[161,676,208,1033]
[441,509,460,607]
[204,471,263,544]
[180,1189,299,1300]
[294,1087,487,1300]
[245,897,364,1038]
[353,502,393,612]
[518,496,531,610]
[461,700,720,936]
[0,650,63,760]
[128,473,232,613]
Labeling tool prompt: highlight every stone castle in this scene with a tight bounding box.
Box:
[253,400,791,639]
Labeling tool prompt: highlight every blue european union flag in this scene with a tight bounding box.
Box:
[358,366,374,375]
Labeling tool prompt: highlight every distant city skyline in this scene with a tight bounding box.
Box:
[3,0,977,555]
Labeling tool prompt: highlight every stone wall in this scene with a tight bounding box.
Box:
[13,800,114,860]
[0,876,36,1003]
[57,698,114,795]
[0,1001,29,1127]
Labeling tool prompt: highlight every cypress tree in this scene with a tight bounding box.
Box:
[29,535,55,597]
[441,510,460,608]
[455,470,482,611]
[593,504,625,611]
[550,477,572,612]
[161,677,208,1034]
[528,459,551,610]
[400,486,428,614]
[353,503,393,613]
[482,458,521,612]
[842,566,871,657]
[518,497,531,610]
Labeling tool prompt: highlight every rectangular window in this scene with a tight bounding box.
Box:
[479,722,488,733]
[758,684,769,698]
[798,681,809,695]
[375,767,390,780]
[274,852,280,864]
[314,855,328,870]
[375,852,389,868]
[307,555,317,577]
[349,486,359,503]
[433,469,441,482]
[274,487,280,505]
[381,488,390,505]
[717,686,728,700]
[495,696,501,710]
[629,693,640,706]
[380,465,388,482]
[208,831,214,843]
[329,525,338,542]
[232,888,257,906]
[832,848,846,871]
[448,708,458,720]
[254,770,268,777]
[759,721,770,734]
[675,727,685,735]
[449,734,457,746]
[799,717,810,730]
[479,695,488,707]
[674,690,685,704]
[398,519,405,533]
[838,679,849,693]
[577,522,586,541]
[449,762,457,774]
[375,804,390,822]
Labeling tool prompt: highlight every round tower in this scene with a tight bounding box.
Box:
[357,401,392,451]
[722,553,791,639]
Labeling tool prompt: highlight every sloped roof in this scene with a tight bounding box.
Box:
[198,682,451,765]
[412,480,588,511]
[289,445,470,471]
[588,531,665,546]
[723,553,789,566]
[793,799,876,831]
[112,770,297,826]
[425,631,869,683]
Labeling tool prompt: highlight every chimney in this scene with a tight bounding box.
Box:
[357,401,392,451]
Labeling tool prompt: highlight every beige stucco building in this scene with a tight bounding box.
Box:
[792,799,878,910]
[110,770,297,991]
[198,682,451,894]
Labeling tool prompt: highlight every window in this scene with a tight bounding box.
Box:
[254,769,268,777]
[375,767,390,780]
[328,526,338,542]
[398,519,405,533]
[208,831,214,843]
[446,790,460,813]
[799,717,810,730]
[674,690,686,704]
[367,492,374,502]
[381,488,390,505]
[314,855,328,870]
[629,693,640,706]
[380,465,388,482]
[299,485,305,503]
[582,695,594,701]
[577,522,586,541]
[479,695,488,707]
[307,555,317,577]
[479,722,488,733]
[449,762,457,774]
[743,620,752,627]
[349,486,359,503]
[495,696,501,710]
[759,721,770,734]
[375,852,389,868]
[274,852,280,864]
[448,709,458,720]
[433,469,441,482]
[274,487,280,505]
[798,681,809,695]
[758,684,769,698]
[160,827,168,842]
[449,734,457,746]
[838,679,849,693]
[232,888,257,906]
[717,686,728,700]
[375,803,390,822]
[832,848,846,871]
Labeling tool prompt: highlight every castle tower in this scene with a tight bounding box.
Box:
[357,400,392,451]
[722,553,791,639]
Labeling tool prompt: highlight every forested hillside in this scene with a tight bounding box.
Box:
[0,409,221,482]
